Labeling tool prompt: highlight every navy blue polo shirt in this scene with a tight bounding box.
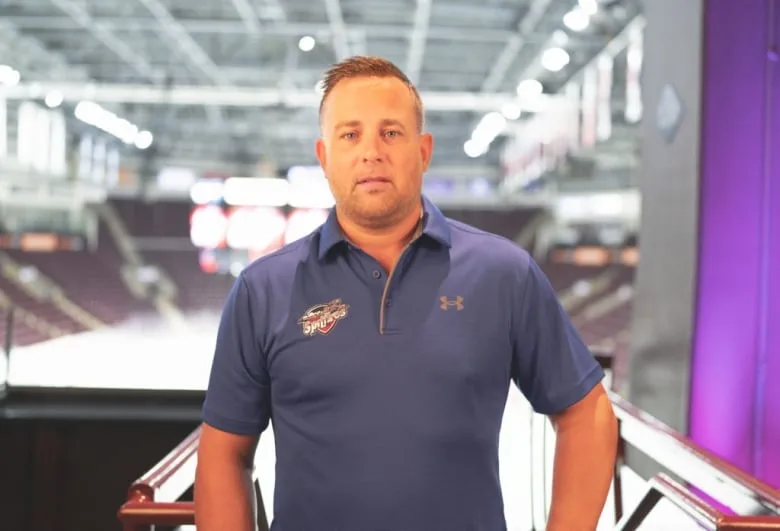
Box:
[202,195,603,531]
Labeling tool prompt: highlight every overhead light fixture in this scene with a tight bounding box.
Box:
[516,79,543,100]
[501,102,522,120]
[578,0,598,16]
[44,91,64,108]
[299,36,316,52]
[563,8,590,31]
[134,130,153,150]
[463,139,484,158]
[74,101,153,149]
[0,64,20,87]
[541,47,571,72]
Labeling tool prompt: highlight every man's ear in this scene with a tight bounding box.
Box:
[315,138,327,171]
[420,132,434,172]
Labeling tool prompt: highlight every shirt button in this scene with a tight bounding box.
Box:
[372,270,382,279]
[385,298,392,307]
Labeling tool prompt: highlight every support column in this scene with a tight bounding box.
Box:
[628,0,780,485]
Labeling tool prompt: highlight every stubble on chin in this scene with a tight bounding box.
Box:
[339,192,417,230]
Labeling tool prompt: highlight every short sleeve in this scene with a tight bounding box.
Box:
[202,273,271,435]
[510,258,604,415]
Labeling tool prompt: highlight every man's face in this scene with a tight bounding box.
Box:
[316,76,433,229]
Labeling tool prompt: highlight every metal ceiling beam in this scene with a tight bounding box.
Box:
[522,14,646,87]
[135,0,230,125]
[4,83,554,113]
[57,64,491,86]
[405,0,432,84]
[228,0,260,34]
[322,0,351,60]
[48,0,162,83]
[4,16,545,44]
[480,0,554,92]
[0,19,91,82]
[135,0,225,85]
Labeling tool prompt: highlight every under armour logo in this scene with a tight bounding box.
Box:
[440,296,464,311]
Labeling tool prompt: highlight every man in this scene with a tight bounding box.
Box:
[194,56,617,531]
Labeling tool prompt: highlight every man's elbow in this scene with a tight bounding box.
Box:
[552,384,618,439]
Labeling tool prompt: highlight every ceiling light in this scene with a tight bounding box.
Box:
[501,102,521,120]
[299,36,316,52]
[578,0,598,16]
[0,65,20,86]
[45,91,63,108]
[464,139,485,158]
[134,130,153,150]
[563,8,590,31]
[516,79,543,100]
[541,47,570,72]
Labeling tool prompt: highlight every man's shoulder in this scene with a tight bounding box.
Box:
[445,217,533,273]
[240,232,319,288]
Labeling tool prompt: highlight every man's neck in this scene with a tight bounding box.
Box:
[337,203,423,270]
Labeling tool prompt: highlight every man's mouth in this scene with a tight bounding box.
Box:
[357,176,390,185]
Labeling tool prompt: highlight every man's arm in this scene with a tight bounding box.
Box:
[547,384,618,531]
[508,255,617,529]
[194,423,260,531]
[194,272,272,530]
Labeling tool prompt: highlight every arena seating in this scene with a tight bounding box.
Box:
[110,198,191,238]
[5,224,155,327]
[0,199,634,354]
[143,250,235,315]
[0,265,83,345]
[540,262,609,293]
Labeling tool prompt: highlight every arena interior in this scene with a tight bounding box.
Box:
[0,0,778,530]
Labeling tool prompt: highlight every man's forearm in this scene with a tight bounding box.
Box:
[194,460,257,531]
[547,392,618,531]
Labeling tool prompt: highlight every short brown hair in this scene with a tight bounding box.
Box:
[318,55,425,132]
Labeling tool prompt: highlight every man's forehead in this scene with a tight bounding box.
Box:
[319,76,420,132]
[324,77,416,112]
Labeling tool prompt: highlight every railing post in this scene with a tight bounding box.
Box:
[0,306,12,401]
[254,477,270,531]
[614,483,664,531]
[614,418,625,522]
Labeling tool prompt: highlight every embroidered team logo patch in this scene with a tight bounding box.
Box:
[298,299,349,336]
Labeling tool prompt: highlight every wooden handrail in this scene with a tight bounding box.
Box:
[117,427,201,531]
[615,473,780,531]
[615,473,721,530]
[117,425,270,531]
[132,426,200,503]
[610,389,780,515]
[118,501,195,527]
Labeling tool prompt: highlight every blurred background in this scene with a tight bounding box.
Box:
[0,0,777,530]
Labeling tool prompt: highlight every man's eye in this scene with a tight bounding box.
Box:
[342,132,357,140]
[385,130,400,138]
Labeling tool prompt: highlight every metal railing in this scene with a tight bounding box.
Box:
[118,351,780,530]
[117,428,269,531]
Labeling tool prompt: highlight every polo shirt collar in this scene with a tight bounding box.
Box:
[317,195,452,260]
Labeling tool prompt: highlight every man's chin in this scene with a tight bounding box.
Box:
[349,203,405,228]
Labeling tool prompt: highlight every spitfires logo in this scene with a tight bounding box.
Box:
[298,299,349,336]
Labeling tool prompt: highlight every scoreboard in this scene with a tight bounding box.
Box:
[191,205,329,275]
[189,167,333,275]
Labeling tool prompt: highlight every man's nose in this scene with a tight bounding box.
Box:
[361,135,384,162]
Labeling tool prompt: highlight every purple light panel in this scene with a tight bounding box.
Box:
[690,0,780,487]
[757,2,780,488]
[690,0,770,478]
